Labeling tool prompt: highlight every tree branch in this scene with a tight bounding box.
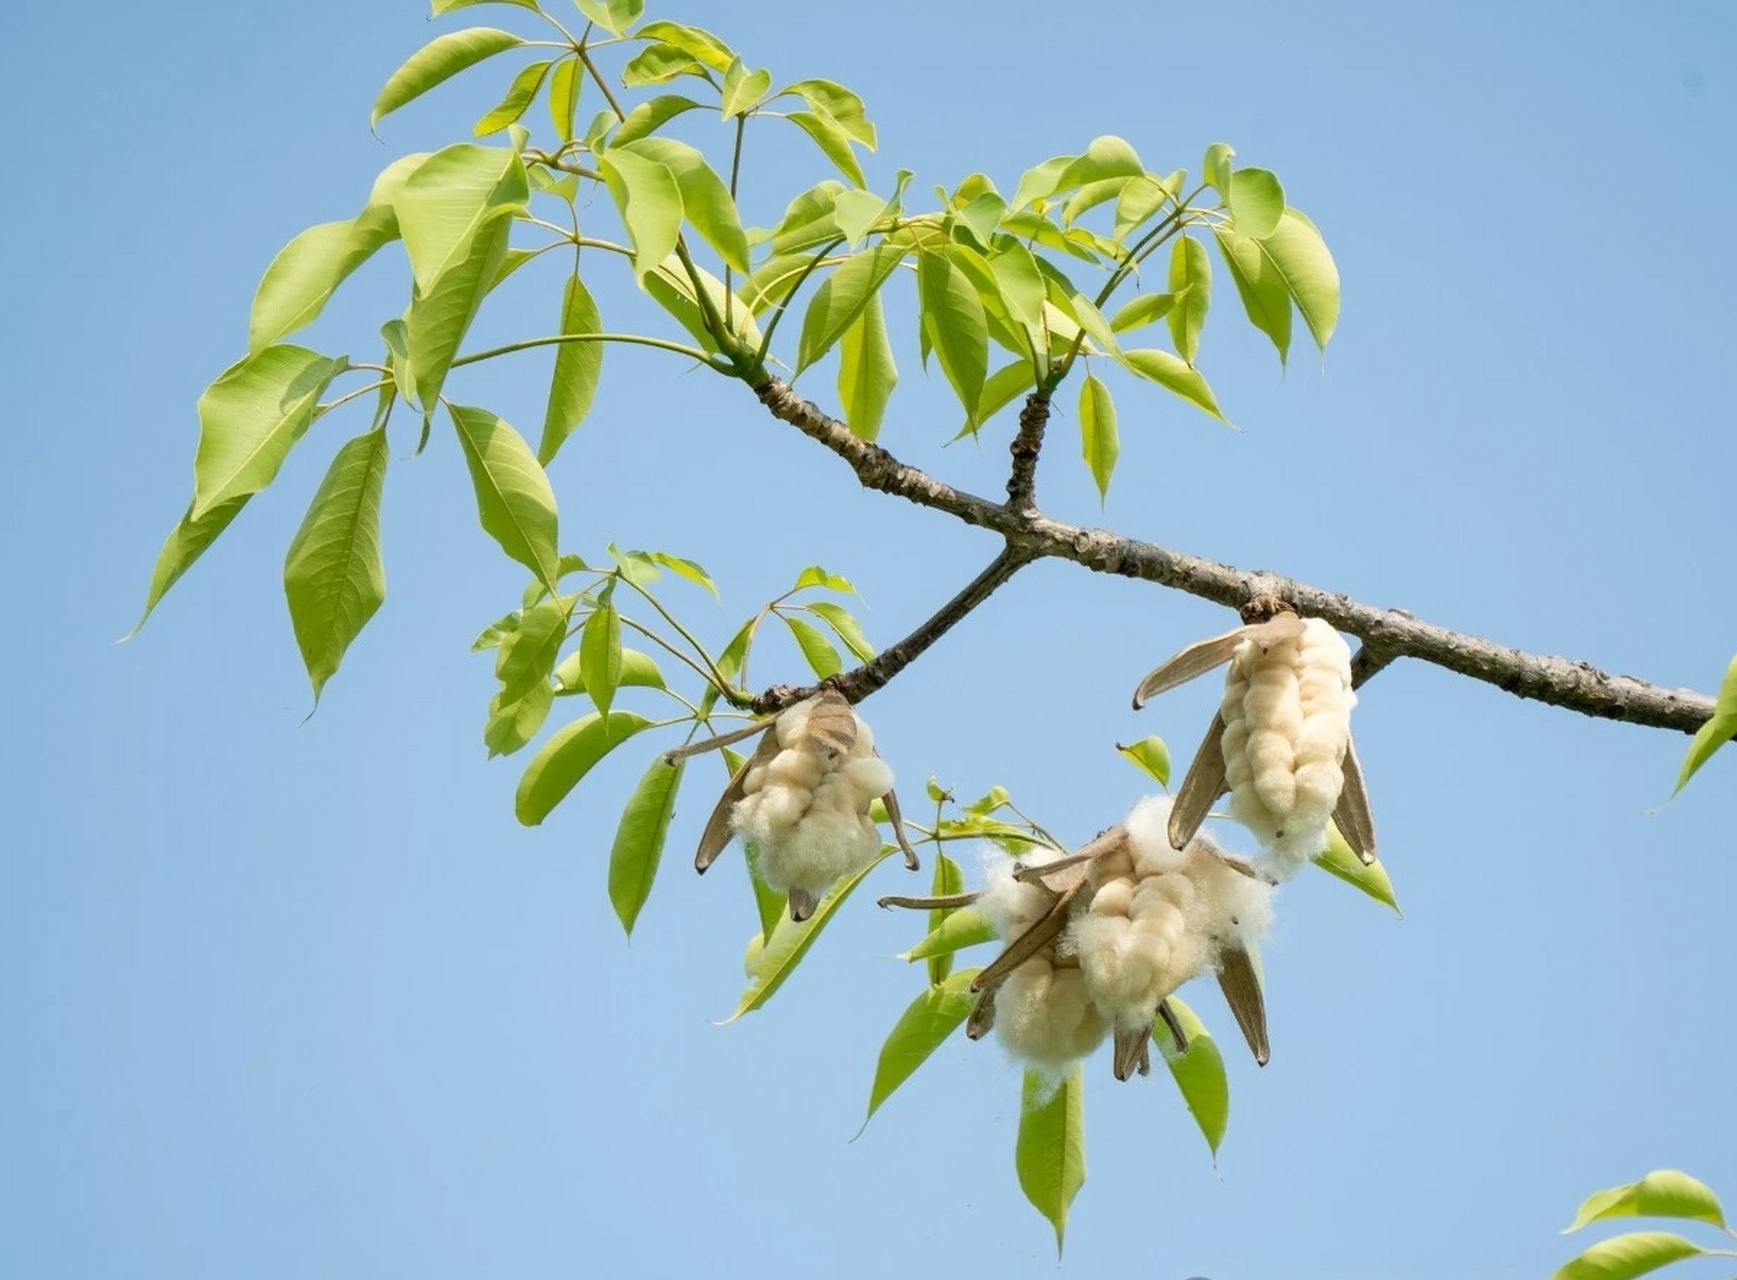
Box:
[1005,392,1053,513]
[750,545,1034,713]
[751,375,1719,735]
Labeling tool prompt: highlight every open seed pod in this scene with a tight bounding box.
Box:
[883,798,1276,1079]
[1134,606,1377,879]
[680,689,919,921]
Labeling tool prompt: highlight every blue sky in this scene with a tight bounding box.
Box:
[4,2,1735,1277]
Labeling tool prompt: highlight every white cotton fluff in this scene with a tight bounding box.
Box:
[1220,617,1354,877]
[732,695,893,899]
[1069,796,1274,1035]
[978,849,1108,1078]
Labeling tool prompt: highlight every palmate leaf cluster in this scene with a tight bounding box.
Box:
[125,0,1434,1248]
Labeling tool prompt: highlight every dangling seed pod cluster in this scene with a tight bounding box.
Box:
[1134,599,1378,879]
[685,689,920,921]
[888,796,1275,1081]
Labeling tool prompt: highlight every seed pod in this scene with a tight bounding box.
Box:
[680,688,920,920]
[976,853,1109,1079]
[1133,610,1377,876]
[1068,797,1274,1073]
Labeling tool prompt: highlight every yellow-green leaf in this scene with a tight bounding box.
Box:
[282,429,389,701]
[393,143,528,295]
[538,273,604,463]
[598,147,683,284]
[1115,735,1170,787]
[725,848,895,1020]
[1017,1066,1086,1256]
[836,291,897,440]
[1166,235,1211,365]
[860,967,980,1130]
[1227,167,1285,239]
[1673,654,1737,795]
[1313,821,1401,915]
[608,756,685,936]
[1155,997,1229,1156]
[1213,224,1291,365]
[1565,1171,1728,1233]
[580,599,622,716]
[1118,348,1226,423]
[1548,1232,1705,1280]
[473,59,553,136]
[404,214,512,407]
[919,250,988,426]
[449,403,560,591]
[125,496,251,637]
[899,905,997,963]
[1078,373,1117,504]
[782,613,843,679]
[515,710,654,824]
[1262,208,1340,351]
[372,28,525,130]
[191,345,348,519]
[796,244,903,374]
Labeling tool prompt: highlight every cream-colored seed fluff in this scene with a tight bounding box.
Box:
[979,851,1108,1077]
[732,695,892,900]
[1068,797,1273,1036]
[1220,617,1354,875]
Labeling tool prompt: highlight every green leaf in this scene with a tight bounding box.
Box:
[554,645,664,694]
[792,565,858,595]
[860,967,981,1129]
[1117,348,1227,423]
[126,496,251,637]
[1259,209,1340,352]
[1566,1171,1728,1233]
[805,601,874,662]
[434,0,540,12]
[1017,1066,1086,1256]
[448,403,561,591]
[833,188,888,248]
[1212,225,1292,365]
[1548,1232,1705,1280]
[515,710,654,824]
[249,153,426,352]
[795,244,903,374]
[724,848,895,1020]
[620,43,703,87]
[538,273,604,464]
[191,345,347,519]
[918,251,988,426]
[644,256,759,355]
[580,599,623,716]
[635,20,735,71]
[405,213,512,407]
[1202,142,1235,197]
[1227,167,1285,239]
[1155,997,1229,1156]
[989,240,1049,335]
[1050,136,1145,195]
[965,360,1037,437]
[899,905,997,962]
[546,57,581,142]
[782,613,843,679]
[1166,236,1211,365]
[1675,654,1737,794]
[282,429,389,701]
[616,138,749,273]
[394,143,529,295]
[608,756,685,936]
[784,79,876,147]
[836,291,897,440]
[484,679,553,757]
[1010,154,1075,212]
[925,853,966,985]
[720,57,771,117]
[788,110,866,187]
[494,595,569,701]
[612,94,704,147]
[1108,290,1178,335]
[1078,373,1118,504]
[644,552,718,597]
[473,58,552,136]
[573,0,642,36]
[598,147,683,285]
[765,180,845,255]
[1313,821,1401,914]
[372,28,525,130]
[1115,735,1170,787]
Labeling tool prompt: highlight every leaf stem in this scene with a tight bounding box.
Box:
[450,332,732,373]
